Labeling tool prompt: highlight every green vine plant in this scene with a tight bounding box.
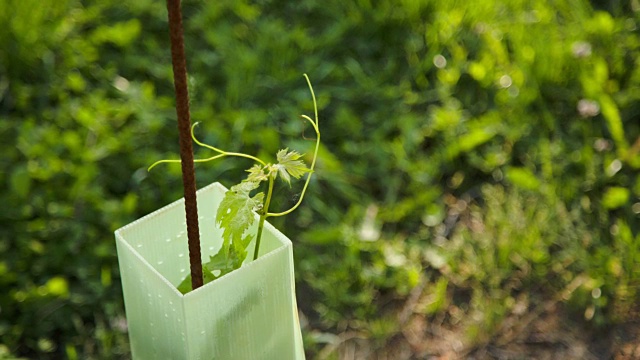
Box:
[148,74,320,294]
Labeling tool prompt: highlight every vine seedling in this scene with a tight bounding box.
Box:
[149,74,320,294]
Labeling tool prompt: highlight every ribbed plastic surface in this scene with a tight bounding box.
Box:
[115,182,305,360]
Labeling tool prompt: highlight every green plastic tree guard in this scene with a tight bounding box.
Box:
[115,182,305,359]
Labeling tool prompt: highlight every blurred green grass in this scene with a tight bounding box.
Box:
[1,0,639,358]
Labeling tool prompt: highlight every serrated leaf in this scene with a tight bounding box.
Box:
[246,164,268,182]
[229,238,248,269]
[202,241,248,284]
[241,233,253,249]
[207,249,231,270]
[205,250,237,279]
[275,148,311,185]
[216,180,264,253]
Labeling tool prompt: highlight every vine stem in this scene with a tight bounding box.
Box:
[253,175,275,260]
[166,0,203,290]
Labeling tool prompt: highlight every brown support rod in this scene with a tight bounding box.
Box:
[166,0,203,290]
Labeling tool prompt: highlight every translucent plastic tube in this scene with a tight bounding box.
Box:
[115,182,305,359]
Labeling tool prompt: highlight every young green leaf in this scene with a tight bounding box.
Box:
[274,148,311,185]
[205,245,243,279]
[216,180,265,247]
[246,164,268,182]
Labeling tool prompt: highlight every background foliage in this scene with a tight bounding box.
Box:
[1,0,639,358]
